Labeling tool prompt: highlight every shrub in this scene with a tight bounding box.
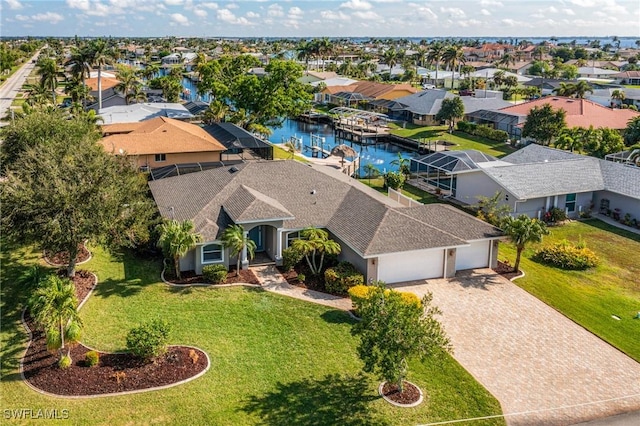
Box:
[85,350,100,367]
[457,121,509,143]
[544,207,567,224]
[126,319,172,361]
[383,171,405,190]
[58,355,72,369]
[348,283,422,312]
[324,261,365,296]
[297,273,306,283]
[533,239,599,270]
[282,246,304,271]
[188,349,199,364]
[202,264,227,284]
[399,291,422,307]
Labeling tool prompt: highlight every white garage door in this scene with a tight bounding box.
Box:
[455,241,490,271]
[377,249,444,284]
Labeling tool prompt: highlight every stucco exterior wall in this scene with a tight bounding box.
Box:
[454,171,505,205]
[136,151,222,169]
[593,190,640,218]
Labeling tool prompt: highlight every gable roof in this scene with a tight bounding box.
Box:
[99,103,194,124]
[498,97,640,129]
[393,89,453,115]
[328,80,418,99]
[99,117,226,156]
[202,122,271,150]
[86,76,120,92]
[148,161,502,257]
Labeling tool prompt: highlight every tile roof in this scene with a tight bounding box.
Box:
[148,161,502,256]
[499,97,640,130]
[99,117,226,156]
[86,76,120,92]
[325,80,418,99]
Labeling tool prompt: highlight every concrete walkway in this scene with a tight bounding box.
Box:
[252,265,352,311]
[393,270,640,426]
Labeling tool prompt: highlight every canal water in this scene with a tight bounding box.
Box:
[268,119,416,173]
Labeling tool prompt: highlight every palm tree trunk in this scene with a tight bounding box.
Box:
[514,246,523,272]
[98,67,103,110]
[304,254,314,274]
[59,318,65,354]
[174,255,181,280]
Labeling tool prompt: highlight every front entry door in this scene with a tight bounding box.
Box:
[248,226,264,252]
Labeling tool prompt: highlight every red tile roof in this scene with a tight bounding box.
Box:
[500,97,640,130]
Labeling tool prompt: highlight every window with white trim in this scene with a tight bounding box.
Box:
[202,243,223,263]
[286,231,300,248]
[155,153,166,162]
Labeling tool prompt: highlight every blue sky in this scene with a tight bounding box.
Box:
[2,0,639,38]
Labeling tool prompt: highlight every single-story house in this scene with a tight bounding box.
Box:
[148,161,503,284]
[298,71,339,84]
[98,103,194,124]
[587,88,640,109]
[468,96,640,140]
[523,78,575,96]
[470,68,531,83]
[100,116,226,170]
[412,144,640,220]
[577,66,620,80]
[612,70,640,86]
[319,80,418,105]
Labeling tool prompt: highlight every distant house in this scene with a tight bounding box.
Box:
[98,103,194,124]
[468,97,640,140]
[100,117,226,170]
[577,66,619,80]
[412,144,640,220]
[587,88,640,109]
[298,71,339,84]
[148,161,503,282]
[161,52,197,66]
[470,68,531,83]
[523,78,574,96]
[319,80,418,106]
[612,70,640,85]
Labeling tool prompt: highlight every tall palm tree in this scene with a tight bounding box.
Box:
[492,70,506,89]
[28,275,82,362]
[553,82,576,97]
[37,57,59,104]
[427,42,445,87]
[126,85,147,104]
[65,46,92,105]
[501,215,549,273]
[573,80,593,99]
[221,224,256,275]
[610,89,625,107]
[114,64,142,105]
[140,63,160,82]
[363,163,380,184]
[382,49,399,73]
[390,152,409,176]
[89,39,112,110]
[158,220,203,280]
[442,45,466,89]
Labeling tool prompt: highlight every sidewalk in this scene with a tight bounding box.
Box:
[252,265,352,311]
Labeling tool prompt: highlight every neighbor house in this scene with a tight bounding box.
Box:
[148,161,503,284]
[319,80,418,106]
[411,144,640,220]
[98,103,194,124]
[100,116,226,170]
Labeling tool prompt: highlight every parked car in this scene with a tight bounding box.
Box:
[422,84,436,90]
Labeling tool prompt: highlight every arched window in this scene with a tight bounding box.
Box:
[202,243,223,263]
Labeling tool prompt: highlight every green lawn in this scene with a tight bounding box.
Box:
[360,177,440,205]
[1,244,504,425]
[499,219,640,362]
[389,124,516,158]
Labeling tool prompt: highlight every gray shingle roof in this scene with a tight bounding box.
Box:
[393,89,453,115]
[502,144,582,164]
[599,161,640,199]
[402,204,504,241]
[483,158,605,199]
[148,160,502,256]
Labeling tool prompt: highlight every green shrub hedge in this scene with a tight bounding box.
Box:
[457,121,509,143]
[324,261,364,296]
[203,264,227,284]
[85,350,100,367]
[126,319,171,361]
[282,246,304,271]
[533,239,599,270]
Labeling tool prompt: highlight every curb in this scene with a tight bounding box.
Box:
[378,380,424,408]
[19,270,211,399]
[43,242,93,268]
[509,269,526,282]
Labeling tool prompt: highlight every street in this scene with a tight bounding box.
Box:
[0,50,41,127]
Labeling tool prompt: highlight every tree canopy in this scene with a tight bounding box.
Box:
[436,97,465,132]
[501,215,549,273]
[522,104,566,146]
[1,112,154,277]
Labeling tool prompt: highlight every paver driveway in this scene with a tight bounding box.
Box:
[393,269,640,426]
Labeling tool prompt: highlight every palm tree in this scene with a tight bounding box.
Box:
[497,53,515,70]
[390,152,409,176]
[37,57,59,104]
[202,100,229,124]
[221,224,256,275]
[492,70,506,89]
[114,65,142,105]
[65,46,92,105]
[296,40,313,73]
[140,63,160,82]
[427,42,445,87]
[554,130,582,153]
[28,275,82,362]
[627,143,640,166]
[503,75,519,92]
[501,215,549,273]
[553,82,576,97]
[624,116,640,145]
[573,80,593,99]
[89,39,112,110]
[158,220,203,280]
[610,89,625,108]
[363,163,380,184]
[126,85,147,104]
[291,227,341,275]
[442,45,466,89]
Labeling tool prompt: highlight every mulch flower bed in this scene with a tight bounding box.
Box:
[493,260,522,280]
[380,381,421,405]
[277,266,327,292]
[44,243,91,265]
[164,268,260,286]
[22,269,209,397]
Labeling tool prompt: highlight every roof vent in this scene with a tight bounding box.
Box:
[229,166,239,173]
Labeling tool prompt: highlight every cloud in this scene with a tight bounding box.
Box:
[246,11,259,18]
[66,0,89,11]
[16,12,65,24]
[217,8,250,25]
[320,10,350,21]
[5,0,23,10]
[194,9,207,18]
[562,8,576,16]
[352,10,382,21]
[480,9,491,16]
[170,13,189,25]
[415,6,437,21]
[201,2,218,9]
[267,4,284,17]
[288,6,303,18]
[165,0,184,5]
[440,7,465,18]
[340,0,372,11]
[480,0,502,6]
[567,0,598,7]
[226,2,239,9]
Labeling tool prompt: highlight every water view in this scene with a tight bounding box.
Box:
[269,119,415,174]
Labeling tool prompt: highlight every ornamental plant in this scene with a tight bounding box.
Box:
[533,239,598,270]
[203,264,227,284]
[126,319,171,361]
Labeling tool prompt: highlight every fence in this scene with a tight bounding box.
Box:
[388,187,422,207]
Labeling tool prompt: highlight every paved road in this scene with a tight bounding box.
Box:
[0,51,40,126]
[393,270,640,426]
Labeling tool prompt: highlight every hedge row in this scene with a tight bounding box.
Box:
[457,121,509,143]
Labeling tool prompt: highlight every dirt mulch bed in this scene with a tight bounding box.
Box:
[277,267,327,292]
[22,269,209,397]
[22,317,207,396]
[493,260,522,281]
[164,268,260,286]
[44,244,91,266]
[381,381,421,405]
